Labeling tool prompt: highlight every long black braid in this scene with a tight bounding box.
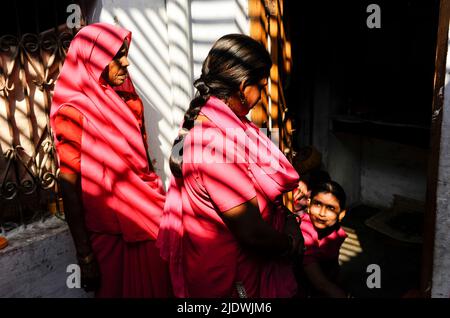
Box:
[169,33,272,178]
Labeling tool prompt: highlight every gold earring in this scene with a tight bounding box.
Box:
[239,92,247,106]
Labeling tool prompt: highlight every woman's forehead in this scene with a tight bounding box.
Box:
[313,192,340,205]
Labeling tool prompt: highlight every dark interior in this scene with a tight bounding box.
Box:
[286,0,439,148]
[284,0,440,297]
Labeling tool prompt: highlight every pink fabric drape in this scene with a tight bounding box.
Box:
[51,23,165,241]
[51,23,172,297]
[157,96,300,297]
[90,233,172,297]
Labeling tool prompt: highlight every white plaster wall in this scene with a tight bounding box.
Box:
[91,0,249,186]
[166,0,195,139]
[326,133,427,210]
[431,30,450,298]
[327,133,362,208]
[191,0,249,79]
[360,139,428,208]
[95,0,176,188]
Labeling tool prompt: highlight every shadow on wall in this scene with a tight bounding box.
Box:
[87,0,249,186]
[90,0,180,186]
[191,0,248,78]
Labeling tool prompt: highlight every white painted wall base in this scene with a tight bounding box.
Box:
[431,29,450,298]
[0,218,91,298]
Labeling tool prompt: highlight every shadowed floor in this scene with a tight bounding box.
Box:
[339,205,422,298]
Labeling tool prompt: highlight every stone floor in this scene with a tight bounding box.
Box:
[339,205,422,298]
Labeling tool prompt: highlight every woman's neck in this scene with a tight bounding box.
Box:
[221,96,247,121]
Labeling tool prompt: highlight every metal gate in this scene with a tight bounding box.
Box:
[0,1,87,236]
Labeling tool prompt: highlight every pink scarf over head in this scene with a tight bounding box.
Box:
[51,23,165,242]
[157,96,300,297]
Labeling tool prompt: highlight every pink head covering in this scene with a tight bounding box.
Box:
[51,23,165,241]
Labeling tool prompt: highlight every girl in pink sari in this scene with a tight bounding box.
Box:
[51,23,172,297]
[157,34,304,298]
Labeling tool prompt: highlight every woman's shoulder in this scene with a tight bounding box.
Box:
[185,116,222,143]
[55,105,84,124]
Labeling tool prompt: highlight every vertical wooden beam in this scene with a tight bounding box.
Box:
[249,0,297,210]
[249,0,269,128]
[269,11,280,132]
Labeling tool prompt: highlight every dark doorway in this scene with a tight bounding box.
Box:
[285,0,440,297]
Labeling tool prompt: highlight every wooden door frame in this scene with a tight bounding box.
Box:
[421,0,450,298]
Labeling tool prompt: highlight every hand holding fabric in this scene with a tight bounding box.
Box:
[293,180,311,213]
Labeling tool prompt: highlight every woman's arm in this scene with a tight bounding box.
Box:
[60,173,92,257]
[220,197,301,259]
[303,262,347,298]
[60,172,100,292]
[55,107,100,291]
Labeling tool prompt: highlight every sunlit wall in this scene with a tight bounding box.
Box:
[90,0,250,187]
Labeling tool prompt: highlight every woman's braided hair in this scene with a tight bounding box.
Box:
[169,34,272,178]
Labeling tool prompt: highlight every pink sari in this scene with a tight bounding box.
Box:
[157,96,299,297]
[51,23,171,297]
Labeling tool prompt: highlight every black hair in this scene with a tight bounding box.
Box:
[306,170,331,189]
[310,180,347,211]
[169,33,272,178]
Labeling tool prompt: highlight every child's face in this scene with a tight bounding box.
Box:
[308,192,345,230]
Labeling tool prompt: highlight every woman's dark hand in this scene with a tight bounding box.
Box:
[293,181,310,213]
[78,255,101,292]
[283,208,305,262]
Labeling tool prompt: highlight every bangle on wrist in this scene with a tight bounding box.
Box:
[77,252,95,265]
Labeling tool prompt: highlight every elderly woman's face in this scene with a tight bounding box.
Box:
[105,40,130,86]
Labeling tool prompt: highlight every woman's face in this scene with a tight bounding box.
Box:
[308,192,344,230]
[231,78,268,117]
[105,40,130,86]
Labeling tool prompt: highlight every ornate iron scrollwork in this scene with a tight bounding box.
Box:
[0,28,75,233]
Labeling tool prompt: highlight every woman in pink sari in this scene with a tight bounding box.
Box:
[157,34,304,298]
[50,23,172,297]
